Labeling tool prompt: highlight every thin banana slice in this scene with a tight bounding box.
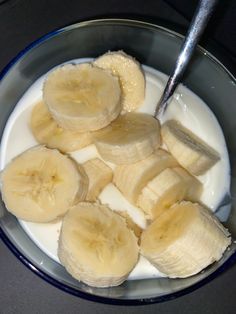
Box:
[137,167,202,219]
[140,201,231,278]
[0,146,88,222]
[43,63,121,132]
[31,101,92,152]
[94,50,145,111]
[161,120,220,175]
[58,202,139,287]
[83,158,113,201]
[113,149,178,204]
[93,112,161,164]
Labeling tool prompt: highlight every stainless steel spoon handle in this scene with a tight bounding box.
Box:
[155,0,219,118]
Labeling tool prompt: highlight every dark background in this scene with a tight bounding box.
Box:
[0,0,236,313]
[0,0,235,74]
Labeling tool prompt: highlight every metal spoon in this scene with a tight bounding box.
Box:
[155,0,219,118]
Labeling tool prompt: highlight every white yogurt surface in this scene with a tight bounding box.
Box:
[0,58,230,280]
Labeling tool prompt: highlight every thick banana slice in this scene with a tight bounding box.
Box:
[140,201,231,278]
[113,149,178,204]
[1,146,88,222]
[83,158,113,201]
[31,101,92,152]
[137,167,202,219]
[58,203,139,287]
[93,112,161,164]
[94,51,145,111]
[161,120,220,175]
[43,63,122,132]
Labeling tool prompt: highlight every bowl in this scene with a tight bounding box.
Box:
[0,18,235,305]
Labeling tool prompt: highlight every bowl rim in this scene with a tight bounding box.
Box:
[0,18,235,305]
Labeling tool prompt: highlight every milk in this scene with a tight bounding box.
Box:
[0,59,230,280]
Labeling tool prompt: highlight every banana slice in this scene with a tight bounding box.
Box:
[0,146,88,222]
[58,202,139,287]
[31,101,92,152]
[173,167,203,201]
[83,158,113,201]
[93,112,161,164]
[113,149,178,204]
[43,63,122,132]
[94,51,145,111]
[161,120,220,175]
[117,210,143,240]
[137,167,202,219]
[140,201,231,278]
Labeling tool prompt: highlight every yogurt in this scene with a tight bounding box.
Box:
[0,59,231,280]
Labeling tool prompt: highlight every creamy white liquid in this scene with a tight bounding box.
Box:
[0,58,230,280]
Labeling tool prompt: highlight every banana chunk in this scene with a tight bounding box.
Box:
[161,120,220,175]
[58,203,139,287]
[140,201,231,278]
[83,158,113,201]
[94,50,145,111]
[113,149,178,204]
[0,146,88,222]
[31,101,92,152]
[137,167,202,219]
[93,112,161,164]
[43,63,122,132]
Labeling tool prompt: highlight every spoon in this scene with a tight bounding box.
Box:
[155,0,219,118]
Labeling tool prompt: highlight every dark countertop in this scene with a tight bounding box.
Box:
[0,1,236,313]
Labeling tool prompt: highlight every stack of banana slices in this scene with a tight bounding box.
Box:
[0,51,231,288]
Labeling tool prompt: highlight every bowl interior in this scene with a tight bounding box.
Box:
[0,19,235,304]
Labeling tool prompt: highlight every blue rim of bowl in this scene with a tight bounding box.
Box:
[0,18,235,305]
